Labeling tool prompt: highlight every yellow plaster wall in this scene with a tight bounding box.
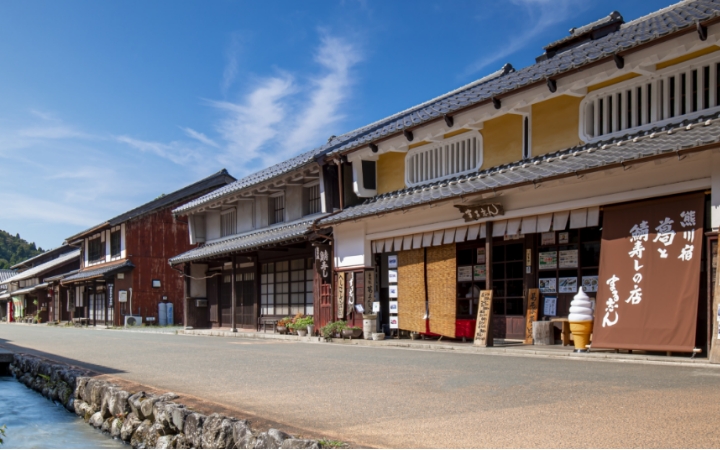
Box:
[531,95,583,156]
[480,114,523,170]
[377,152,406,194]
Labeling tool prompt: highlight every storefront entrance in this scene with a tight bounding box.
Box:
[491,241,526,340]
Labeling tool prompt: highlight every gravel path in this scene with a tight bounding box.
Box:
[1,324,719,448]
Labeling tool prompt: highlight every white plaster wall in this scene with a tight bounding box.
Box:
[237,201,254,233]
[334,221,372,268]
[206,211,221,241]
[190,264,208,298]
[286,186,303,222]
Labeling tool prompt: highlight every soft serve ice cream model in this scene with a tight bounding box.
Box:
[568,290,594,352]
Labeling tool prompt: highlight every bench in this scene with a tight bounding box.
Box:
[72,318,90,327]
[257,317,279,333]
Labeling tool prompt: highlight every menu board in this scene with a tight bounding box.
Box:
[473,265,486,281]
[539,278,556,293]
[458,266,473,282]
[582,276,599,293]
[558,277,578,293]
[543,296,557,316]
[389,285,398,298]
[559,249,579,268]
[477,248,486,264]
[473,290,493,347]
[541,232,555,245]
[539,252,558,270]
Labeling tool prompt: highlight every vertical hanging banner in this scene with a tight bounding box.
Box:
[347,272,355,311]
[336,272,345,319]
[593,193,704,352]
[523,288,540,344]
[473,290,493,347]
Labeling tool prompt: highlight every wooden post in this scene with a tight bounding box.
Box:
[485,221,493,345]
[184,263,190,330]
[231,256,237,332]
[93,281,97,327]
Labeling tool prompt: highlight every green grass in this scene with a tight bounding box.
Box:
[318,439,346,448]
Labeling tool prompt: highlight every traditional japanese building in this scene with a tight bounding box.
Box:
[304,0,720,357]
[60,169,235,327]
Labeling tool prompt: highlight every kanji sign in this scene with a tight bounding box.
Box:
[593,193,704,352]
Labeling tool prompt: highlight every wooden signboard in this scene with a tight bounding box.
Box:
[364,269,375,312]
[336,272,345,319]
[524,288,540,344]
[473,290,493,347]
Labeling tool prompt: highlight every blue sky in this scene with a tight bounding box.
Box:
[0,0,673,250]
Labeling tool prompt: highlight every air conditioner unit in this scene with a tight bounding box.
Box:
[124,315,142,327]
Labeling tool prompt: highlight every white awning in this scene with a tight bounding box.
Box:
[370,206,600,253]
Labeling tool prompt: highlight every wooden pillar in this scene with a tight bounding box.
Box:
[184,263,190,329]
[485,222,494,346]
[93,281,97,327]
[230,256,237,332]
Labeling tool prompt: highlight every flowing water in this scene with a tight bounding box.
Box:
[0,376,127,449]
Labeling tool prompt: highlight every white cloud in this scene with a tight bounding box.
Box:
[281,34,361,158]
[181,127,220,148]
[17,125,94,140]
[0,193,106,228]
[462,0,586,77]
[221,32,245,95]
[115,135,207,168]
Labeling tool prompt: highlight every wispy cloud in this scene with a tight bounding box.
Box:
[1,193,107,227]
[17,125,94,140]
[117,32,363,176]
[462,0,586,77]
[221,32,246,95]
[281,34,361,158]
[181,127,220,148]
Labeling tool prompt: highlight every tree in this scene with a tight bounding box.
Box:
[0,230,44,269]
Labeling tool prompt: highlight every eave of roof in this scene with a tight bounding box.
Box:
[168,214,328,265]
[61,260,135,284]
[64,169,235,243]
[320,112,720,226]
[10,245,75,270]
[3,250,81,284]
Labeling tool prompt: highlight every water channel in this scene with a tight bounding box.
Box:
[0,376,126,448]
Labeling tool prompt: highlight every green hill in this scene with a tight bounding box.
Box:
[0,230,44,269]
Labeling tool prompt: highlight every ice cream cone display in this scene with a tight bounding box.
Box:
[568,290,594,352]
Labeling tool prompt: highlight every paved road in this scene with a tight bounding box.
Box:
[1,325,719,448]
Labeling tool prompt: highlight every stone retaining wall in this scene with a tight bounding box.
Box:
[9,353,320,449]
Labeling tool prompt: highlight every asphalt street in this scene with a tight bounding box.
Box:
[1,324,719,448]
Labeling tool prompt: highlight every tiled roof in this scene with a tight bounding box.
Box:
[61,260,134,284]
[10,244,75,270]
[44,269,80,283]
[11,283,49,296]
[65,169,236,242]
[3,250,81,284]
[320,112,720,225]
[174,0,720,217]
[0,270,16,283]
[543,11,624,52]
[168,214,328,265]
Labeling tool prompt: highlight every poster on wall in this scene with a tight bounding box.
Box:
[559,250,579,268]
[473,265,486,281]
[388,285,398,298]
[388,254,398,269]
[372,301,380,313]
[389,315,399,329]
[389,301,399,314]
[457,266,473,282]
[558,277,578,294]
[477,248,486,264]
[539,252,557,270]
[539,278,556,293]
[541,232,556,246]
[388,269,398,283]
[582,276,599,293]
[543,296,557,316]
[559,232,570,244]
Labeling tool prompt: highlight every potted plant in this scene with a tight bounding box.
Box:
[289,316,313,337]
[320,320,347,341]
[342,326,362,339]
[276,317,291,334]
